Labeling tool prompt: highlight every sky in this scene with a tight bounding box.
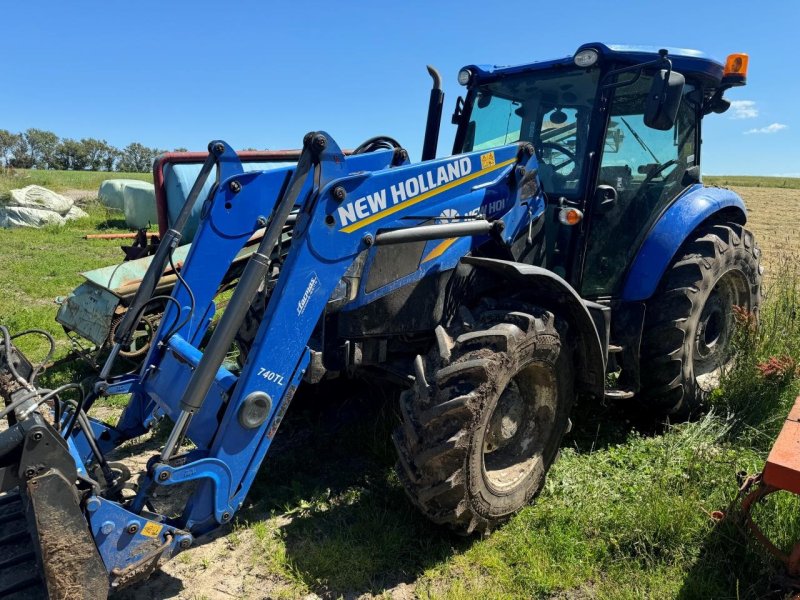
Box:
[2,1,798,176]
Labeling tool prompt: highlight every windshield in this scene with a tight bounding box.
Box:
[460,67,601,197]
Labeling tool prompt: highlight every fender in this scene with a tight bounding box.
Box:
[621,184,747,302]
[463,256,606,399]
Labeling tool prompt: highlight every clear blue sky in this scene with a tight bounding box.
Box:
[3,1,798,175]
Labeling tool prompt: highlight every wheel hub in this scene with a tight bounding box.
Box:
[694,269,750,389]
[482,365,557,492]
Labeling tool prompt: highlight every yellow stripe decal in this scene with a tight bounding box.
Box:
[340,157,516,233]
[421,237,458,263]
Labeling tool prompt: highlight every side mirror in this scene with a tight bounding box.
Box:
[644,69,685,131]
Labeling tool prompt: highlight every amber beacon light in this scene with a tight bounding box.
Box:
[723,53,749,85]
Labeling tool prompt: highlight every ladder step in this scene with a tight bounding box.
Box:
[608,344,624,354]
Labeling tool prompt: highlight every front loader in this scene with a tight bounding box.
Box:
[0,43,761,597]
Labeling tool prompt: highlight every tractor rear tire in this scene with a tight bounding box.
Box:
[393,301,574,535]
[639,222,762,417]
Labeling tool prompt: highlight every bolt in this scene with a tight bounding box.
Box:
[179,538,192,550]
[332,186,346,201]
[312,135,327,152]
[229,180,241,193]
[516,166,526,179]
[213,142,225,155]
[362,234,374,247]
[31,431,43,442]
[221,512,231,522]
[256,216,268,227]
[24,467,36,479]
[158,470,170,482]
[101,521,115,535]
[522,143,535,157]
[127,523,139,535]
[86,497,101,513]
[325,214,335,226]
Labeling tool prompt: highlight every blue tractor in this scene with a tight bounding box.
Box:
[0,43,760,597]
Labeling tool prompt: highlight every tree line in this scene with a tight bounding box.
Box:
[0,128,189,173]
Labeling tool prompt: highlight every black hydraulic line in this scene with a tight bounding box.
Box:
[9,329,55,384]
[161,249,197,343]
[76,409,116,486]
[112,149,217,348]
[0,325,30,388]
[373,220,496,245]
[177,137,317,415]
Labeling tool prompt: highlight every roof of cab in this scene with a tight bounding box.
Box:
[464,42,725,86]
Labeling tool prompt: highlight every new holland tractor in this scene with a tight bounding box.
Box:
[0,43,760,597]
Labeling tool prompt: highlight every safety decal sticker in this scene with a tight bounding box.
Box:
[141,522,164,538]
[480,151,496,169]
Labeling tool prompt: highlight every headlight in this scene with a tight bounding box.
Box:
[573,49,599,68]
[457,68,473,86]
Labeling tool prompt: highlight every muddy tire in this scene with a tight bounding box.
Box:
[393,301,574,535]
[640,222,762,416]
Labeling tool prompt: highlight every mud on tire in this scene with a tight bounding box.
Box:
[392,299,575,535]
[640,222,762,416]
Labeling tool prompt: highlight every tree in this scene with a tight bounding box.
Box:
[53,138,89,170]
[9,135,33,168]
[102,146,120,171]
[23,128,59,169]
[0,130,19,169]
[117,142,159,173]
[80,138,113,171]
[173,147,188,153]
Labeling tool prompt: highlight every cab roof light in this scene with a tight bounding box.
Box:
[723,53,749,85]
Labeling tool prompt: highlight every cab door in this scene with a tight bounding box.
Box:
[579,74,698,298]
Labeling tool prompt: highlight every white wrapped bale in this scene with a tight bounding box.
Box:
[0,206,66,228]
[98,180,127,211]
[0,185,87,229]
[8,185,74,215]
[120,180,157,230]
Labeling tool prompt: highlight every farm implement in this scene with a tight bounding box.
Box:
[0,43,760,597]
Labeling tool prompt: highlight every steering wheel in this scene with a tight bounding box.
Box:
[642,158,679,185]
[536,142,577,173]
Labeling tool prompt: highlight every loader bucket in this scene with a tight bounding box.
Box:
[0,467,109,600]
[1,348,109,598]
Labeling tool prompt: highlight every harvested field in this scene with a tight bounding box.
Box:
[733,185,800,272]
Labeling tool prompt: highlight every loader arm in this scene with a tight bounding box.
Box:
[1,131,539,595]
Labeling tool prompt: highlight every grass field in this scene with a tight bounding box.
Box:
[1,170,800,599]
[0,167,151,200]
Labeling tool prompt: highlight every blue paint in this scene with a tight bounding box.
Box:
[465,42,725,86]
[622,184,747,301]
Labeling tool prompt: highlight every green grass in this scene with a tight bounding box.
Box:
[2,168,800,598]
[0,168,151,200]
[705,175,800,189]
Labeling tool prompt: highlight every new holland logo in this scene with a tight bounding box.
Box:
[336,157,473,229]
[438,208,459,224]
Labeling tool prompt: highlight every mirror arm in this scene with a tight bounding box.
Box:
[600,50,672,90]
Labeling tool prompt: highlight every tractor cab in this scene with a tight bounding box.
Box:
[452,43,747,299]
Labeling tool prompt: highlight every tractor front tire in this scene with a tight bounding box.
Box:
[393,301,574,535]
[640,222,762,417]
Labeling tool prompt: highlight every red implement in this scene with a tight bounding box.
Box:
[741,396,800,576]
